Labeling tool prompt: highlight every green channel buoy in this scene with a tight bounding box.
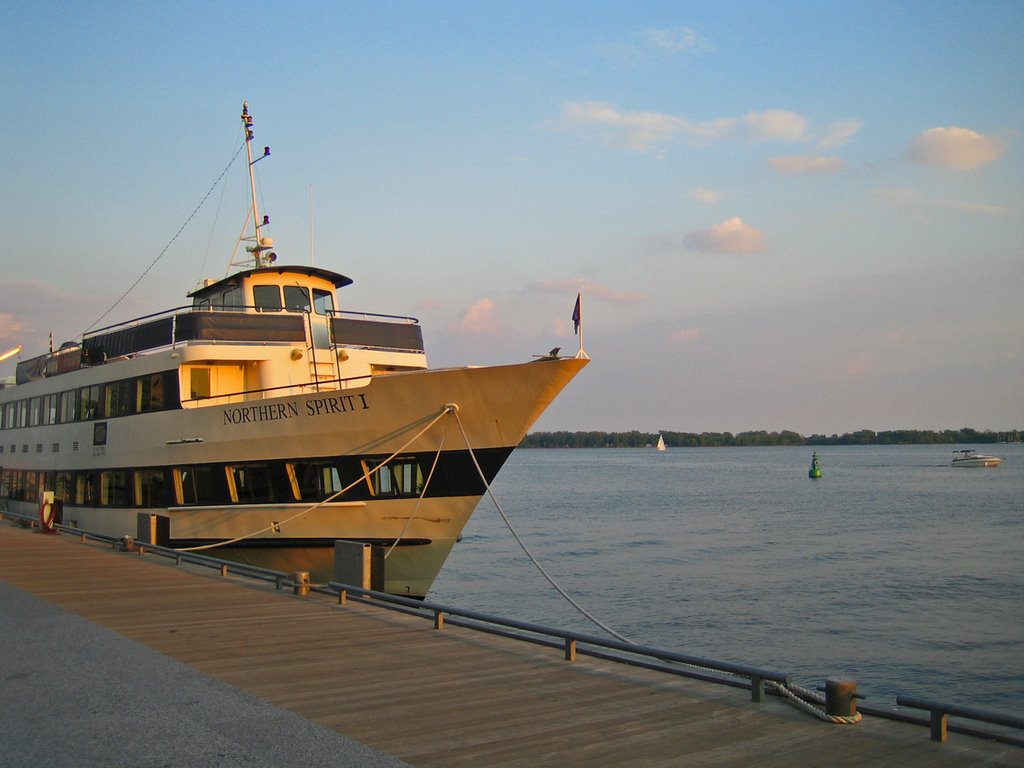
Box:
[808,452,822,479]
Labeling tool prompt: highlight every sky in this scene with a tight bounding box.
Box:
[1,1,1022,435]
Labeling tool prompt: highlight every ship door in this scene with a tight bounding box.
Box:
[311,288,335,350]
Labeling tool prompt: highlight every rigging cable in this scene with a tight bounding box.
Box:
[83,141,247,335]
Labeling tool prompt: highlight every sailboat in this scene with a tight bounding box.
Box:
[656,434,667,452]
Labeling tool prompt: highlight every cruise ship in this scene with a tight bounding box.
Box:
[0,103,587,597]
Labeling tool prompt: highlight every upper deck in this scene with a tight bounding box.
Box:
[13,265,426,387]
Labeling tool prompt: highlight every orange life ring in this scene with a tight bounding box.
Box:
[39,499,58,532]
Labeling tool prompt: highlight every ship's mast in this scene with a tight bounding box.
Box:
[230,101,276,270]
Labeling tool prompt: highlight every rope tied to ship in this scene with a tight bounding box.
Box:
[176,403,457,552]
[450,409,862,725]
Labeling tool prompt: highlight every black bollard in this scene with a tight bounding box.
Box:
[825,678,858,717]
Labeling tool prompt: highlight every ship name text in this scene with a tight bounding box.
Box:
[222,394,369,426]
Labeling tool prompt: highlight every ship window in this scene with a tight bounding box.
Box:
[228,463,277,503]
[313,289,334,315]
[362,457,424,498]
[106,379,134,418]
[221,286,242,310]
[135,469,166,507]
[29,398,42,427]
[288,461,347,501]
[100,470,129,506]
[284,285,311,313]
[2,402,14,430]
[56,471,73,504]
[253,285,282,312]
[75,472,96,505]
[138,373,166,412]
[176,465,224,505]
[17,400,29,428]
[60,390,78,423]
[43,394,58,425]
[79,385,101,420]
[190,368,211,399]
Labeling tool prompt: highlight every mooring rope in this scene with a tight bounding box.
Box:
[177,403,455,552]
[450,409,632,644]
[383,419,450,560]
[769,681,863,724]
[449,408,860,724]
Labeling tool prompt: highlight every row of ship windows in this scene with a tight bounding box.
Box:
[0,371,180,431]
[1,457,425,508]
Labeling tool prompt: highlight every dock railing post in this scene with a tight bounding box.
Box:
[750,675,765,703]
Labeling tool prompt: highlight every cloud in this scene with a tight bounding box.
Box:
[683,217,765,254]
[689,187,720,203]
[644,26,707,54]
[557,101,741,154]
[448,298,498,336]
[817,118,863,150]
[742,110,808,142]
[530,279,645,303]
[874,187,1010,216]
[906,126,1005,170]
[0,313,30,346]
[769,155,845,175]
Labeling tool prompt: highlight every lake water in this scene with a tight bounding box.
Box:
[429,443,1024,713]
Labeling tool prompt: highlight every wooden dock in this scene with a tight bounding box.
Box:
[0,520,1018,767]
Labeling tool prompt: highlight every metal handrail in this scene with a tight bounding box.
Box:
[896,694,1024,743]
[4,507,1021,747]
[325,580,791,700]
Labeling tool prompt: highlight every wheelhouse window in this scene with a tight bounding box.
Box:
[284,285,311,313]
[313,288,334,315]
[253,285,282,312]
[362,457,424,498]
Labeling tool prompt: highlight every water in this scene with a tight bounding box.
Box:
[429,444,1024,713]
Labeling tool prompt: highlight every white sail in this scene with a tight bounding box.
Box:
[656,434,666,451]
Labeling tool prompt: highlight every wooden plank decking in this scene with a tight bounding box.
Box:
[0,520,1019,767]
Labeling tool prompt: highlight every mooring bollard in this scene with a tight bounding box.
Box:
[292,571,310,596]
[825,678,858,718]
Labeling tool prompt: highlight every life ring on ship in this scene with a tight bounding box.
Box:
[39,499,59,532]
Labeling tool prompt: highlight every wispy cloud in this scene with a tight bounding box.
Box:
[689,187,720,203]
[448,298,498,336]
[906,126,1005,170]
[817,118,863,150]
[643,26,709,54]
[683,217,765,254]
[743,110,808,142]
[556,103,833,155]
[875,187,1010,216]
[769,155,845,175]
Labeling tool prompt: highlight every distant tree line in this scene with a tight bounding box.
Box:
[521,428,1022,448]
